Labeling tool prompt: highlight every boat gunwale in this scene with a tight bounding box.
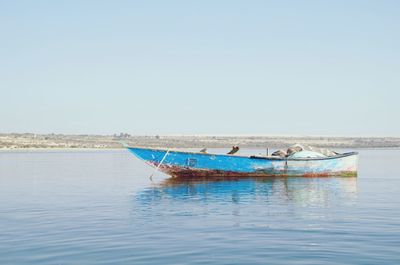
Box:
[127,146,358,161]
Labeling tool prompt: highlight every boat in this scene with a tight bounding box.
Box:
[125,145,358,178]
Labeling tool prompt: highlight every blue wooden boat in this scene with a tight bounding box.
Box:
[126,146,358,178]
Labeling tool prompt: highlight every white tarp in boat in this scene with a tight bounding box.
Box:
[272,144,338,158]
[288,150,327,158]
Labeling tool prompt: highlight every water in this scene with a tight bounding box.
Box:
[0,149,399,264]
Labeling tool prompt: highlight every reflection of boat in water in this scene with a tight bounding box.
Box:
[135,176,357,206]
[126,146,358,178]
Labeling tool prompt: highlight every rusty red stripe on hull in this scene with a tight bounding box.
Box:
[153,163,357,178]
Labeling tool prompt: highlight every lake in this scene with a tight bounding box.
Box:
[0,149,399,264]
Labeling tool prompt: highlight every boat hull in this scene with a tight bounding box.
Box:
[127,147,358,178]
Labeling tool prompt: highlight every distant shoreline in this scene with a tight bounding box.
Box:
[0,147,399,153]
[1,133,400,150]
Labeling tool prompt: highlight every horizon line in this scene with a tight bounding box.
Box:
[1,132,400,138]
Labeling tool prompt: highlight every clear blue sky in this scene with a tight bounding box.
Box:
[1,0,399,136]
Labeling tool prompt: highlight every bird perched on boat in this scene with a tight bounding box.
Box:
[199,148,207,153]
[227,146,239,155]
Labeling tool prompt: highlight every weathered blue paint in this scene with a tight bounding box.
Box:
[127,147,358,177]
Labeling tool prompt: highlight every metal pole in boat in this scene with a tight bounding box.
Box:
[149,149,170,181]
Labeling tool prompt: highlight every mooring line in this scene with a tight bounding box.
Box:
[149,149,170,181]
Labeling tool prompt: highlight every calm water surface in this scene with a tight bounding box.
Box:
[0,149,399,264]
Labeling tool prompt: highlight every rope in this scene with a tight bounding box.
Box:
[149,149,170,181]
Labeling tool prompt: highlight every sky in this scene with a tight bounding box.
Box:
[1,0,399,136]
